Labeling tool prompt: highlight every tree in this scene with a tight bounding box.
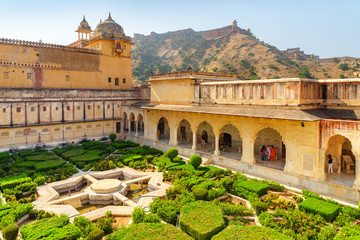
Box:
[339,63,349,71]
[109,134,116,142]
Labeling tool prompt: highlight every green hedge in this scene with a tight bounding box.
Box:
[111,140,139,149]
[69,151,102,162]
[2,224,19,240]
[0,175,32,191]
[82,141,106,150]
[62,148,86,160]
[238,180,269,196]
[34,159,66,171]
[212,225,293,240]
[25,154,59,161]
[179,201,224,240]
[15,161,37,168]
[298,198,340,222]
[108,223,192,240]
[21,216,81,240]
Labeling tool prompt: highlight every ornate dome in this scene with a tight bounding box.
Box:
[78,16,91,31]
[94,13,124,38]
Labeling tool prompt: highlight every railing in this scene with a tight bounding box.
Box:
[0,38,100,54]
[150,71,237,80]
[0,59,62,69]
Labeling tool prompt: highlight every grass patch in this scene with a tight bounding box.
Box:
[34,159,67,171]
[299,198,340,222]
[238,180,269,196]
[179,201,224,240]
[212,225,293,240]
[109,223,192,240]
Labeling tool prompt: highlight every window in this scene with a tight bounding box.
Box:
[43,106,47,111]
[115,78,119,86]
[77,106,81,110]
[97,105,100,109]
[108,77,111,83]
[123,78,126,84]
[54,128,60,132]
[2,108,6,113]
[107,104,110,109]
[42,128,49,133]
[4,72,9,79]
[16,107,21,113]
[65,126,72,131]
[67,106,71,111]
[30,107,35,112]
[65,75,69,81]
[55,106,59,111]
[87,105,91,110]
[27,73,31,80]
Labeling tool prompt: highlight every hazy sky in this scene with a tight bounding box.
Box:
[0,0,359,58]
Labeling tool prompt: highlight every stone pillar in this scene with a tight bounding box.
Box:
[318,148,327,181]
[135,121,139,137]
[353,154,360,189]
[192,132,197,150]
[214,135,220,156]
[128,120,131,134]
[170,126,178,146]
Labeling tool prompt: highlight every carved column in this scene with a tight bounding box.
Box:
[192,132,197,150]
[214,135,220,156]
[135,121,139,137]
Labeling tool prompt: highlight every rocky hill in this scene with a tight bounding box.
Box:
[132,21,360,83]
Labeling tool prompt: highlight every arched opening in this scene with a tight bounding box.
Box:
[196,121,215,153]
[177,119,193,148]
[157,117,170,143]
[137,114,144,136]
[325,134,355,187]
[254,127,285,170]
[123,112,128,133]
[219,124,242,160]
[130,113,136,135]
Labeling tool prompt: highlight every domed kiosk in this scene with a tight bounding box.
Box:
[90,13,131,42]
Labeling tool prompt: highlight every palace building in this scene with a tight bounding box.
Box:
[0,15,360,203]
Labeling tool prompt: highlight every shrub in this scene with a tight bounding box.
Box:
[298,198,340,222]
[192,187,208,200]
[96,215,114,235]
[87,228,104,240]
[189,154,202,169]
[73,216,95,237]
[109,223,192,240]
[215,202,254,216]
[252,200,269,215]
[2,224,19,240]
[180,201,224,240]
[339,63,349,71]
[164,148,178,160]
[15,182,37,193]
[0,176,32,191]
[157,205,177,225]
[131,206,145,224]
[143,213,161,223]
[34,176,46,185]
[335,223,360,239]
[340,73,345,79]
[109,134,117,142]
[237,180,269,196]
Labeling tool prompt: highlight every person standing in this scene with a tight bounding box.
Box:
[266,145,271,161]
[328,154,333,174]
[261,145,266,161]
[270,145,276,161]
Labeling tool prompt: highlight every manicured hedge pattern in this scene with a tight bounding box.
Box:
[21,216,81,240]
[298,198,340,222]
[212,225,293,240]
[34,159,66,171]
[25,153,59,161]
[62,148,86,160]
[237,180,269,196]
[179,201,224,240]
[0,175,32,191]
[109,223,192,240]
[69,151,102,162]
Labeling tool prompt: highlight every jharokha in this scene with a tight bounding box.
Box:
[0,14,360,202]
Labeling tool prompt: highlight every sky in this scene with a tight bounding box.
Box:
[0,0,359,58]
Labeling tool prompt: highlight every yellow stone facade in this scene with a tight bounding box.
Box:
[1,16,360,203]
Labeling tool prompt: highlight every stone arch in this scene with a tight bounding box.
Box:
[196,121,215,153]
[129,112,136,134]
[254,127,286,170]
[137,113,144,135]
[177,119,193,148]
[219,124,242,160]
[325,134,355,187]
[157,117,170,143]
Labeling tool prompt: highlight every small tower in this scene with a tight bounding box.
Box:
[76,16,92,40]
[232,20,238,31]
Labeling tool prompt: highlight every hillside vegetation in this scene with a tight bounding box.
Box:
[132,27,360,83]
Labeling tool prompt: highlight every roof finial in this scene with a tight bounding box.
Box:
[107,12,112,20]
[83,15,85,20]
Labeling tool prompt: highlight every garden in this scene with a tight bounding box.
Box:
[0,136,360,239]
